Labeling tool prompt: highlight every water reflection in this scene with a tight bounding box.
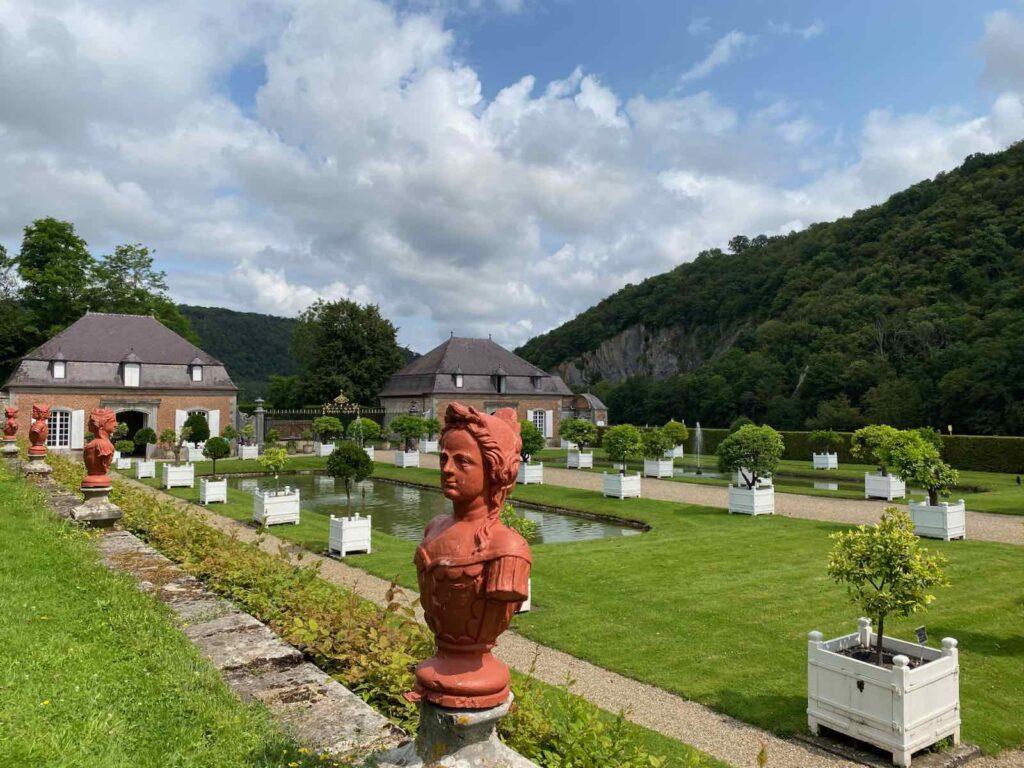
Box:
[813,481,839,491]
[226,474,638,544]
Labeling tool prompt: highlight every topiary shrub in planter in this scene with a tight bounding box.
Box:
[810,508,955,766]
[603,424,642,473]
[135,458,156,479]
[326,441,373,511]
[887,430,965,540]
[114,439,134,470]
[390,414,426,455]
[420,417,441,453]
[809,429,841,470]
[517,420,545,485]
[202,436,231,476]
[662,419,689,458]
[347,417,381,460]
[312,416,343,457]
[254,447,299,525]
[133,427,157,459]
[561,418,597,469]
[641,427,673,478]
[717,424,784,516]
[852,424,906,501]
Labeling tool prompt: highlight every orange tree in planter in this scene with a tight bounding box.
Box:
[827,507,949,666]
[887,429,960,506]
[716,424,784,489]
[518,420,546,463]
[559,418,597,450]
[850,424,900,474]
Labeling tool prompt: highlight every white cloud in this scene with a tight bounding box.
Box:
[0,0,1022,356]
[979,9,1024,92]
[678,30,752,83]
[687,17,710,35]
[767,20,824,40]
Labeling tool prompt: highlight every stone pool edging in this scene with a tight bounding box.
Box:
[32,471,407,762]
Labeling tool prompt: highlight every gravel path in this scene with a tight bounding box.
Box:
[416,455,1024,545]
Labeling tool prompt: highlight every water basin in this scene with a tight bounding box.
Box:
[228,474,640,544]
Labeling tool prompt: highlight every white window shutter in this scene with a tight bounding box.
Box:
[175,409,187,435]
[544,410,553,438]
[207,409,220,438]
[71,410,85,449]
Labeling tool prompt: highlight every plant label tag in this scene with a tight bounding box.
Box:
[915,626,928,644]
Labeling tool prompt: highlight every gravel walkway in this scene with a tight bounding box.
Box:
[416,455,1024,546]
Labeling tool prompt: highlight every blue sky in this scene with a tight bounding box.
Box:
[2,0,1024,353]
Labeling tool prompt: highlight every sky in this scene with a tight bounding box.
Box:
[2,1,1024,354]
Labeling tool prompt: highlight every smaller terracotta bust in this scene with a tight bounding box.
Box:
[82,408,117,488]
[28,404,50,456]
[410,403,531,709]
[3,407,17,441]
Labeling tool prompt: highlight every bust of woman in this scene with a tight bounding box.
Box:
[28,403,50,456]
[82,408,117,488]
[3,407,18,440]
[411,402,531,709]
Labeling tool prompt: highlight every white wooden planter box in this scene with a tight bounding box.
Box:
[314,442,335,457]
[516,578,532,614]
[162,463,195,489]
[664,445,685,459]
[364,446,375,462]
[643,458,674,478]
[566,451,593,469]
[812,452,839,470]
[394,451,419,468]
[517,462,544,485]
[560,439,577,450]
[186,445,205,463]
[239,445,259,460]
[253,487,300,526]
[135,460,156,479]
[603,472,641,499]
[728,485,775,515]
[199,477,227,504]
[116,457,132,470]
[733,469,773,488]
[420,439,439,453]
[328,513,372,556]
[808,619,960,766]
[909,499,966,541]
[113,450,121,461]
[865,472,906,501]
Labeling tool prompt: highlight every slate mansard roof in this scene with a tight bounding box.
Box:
[4,312,237,391]
[380,336,573,398]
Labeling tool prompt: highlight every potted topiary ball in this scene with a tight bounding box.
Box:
[886,429,964,540]
[601,424,643,498]
[560,418,597,469]
[717,424,784,515]
[852,425,905,501]
[641,427,674,478]
[809,428,841,470]
[517,419,546,485]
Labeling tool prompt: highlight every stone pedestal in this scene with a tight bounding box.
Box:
[2,440,19,458]
[23,453,53,475]
[375,697,538,768]
[72,486,122,527]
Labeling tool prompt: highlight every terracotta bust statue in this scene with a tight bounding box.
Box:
[3,407,17,440]
[82,408,117,488]
[410,403,531,709]
[28,404,50,456]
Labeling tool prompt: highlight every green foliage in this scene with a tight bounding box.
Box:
[202,436,231,474]
[827,508,949,664]
[241,423,256,441]
[221,424,238,441]
[114,439,135,454]
[602,424,643,464]
[850,425,901,473]
[134,427,157,446]
[518,420,547,461]
[728,416,754,433]
[183,412,210,444]
[178,306,298,401]
[264,428,280,449]
[158,428,177,450]
[500,502,539,542]
[346,417,381,445]
[641,427,672,459]
[112,422,129,440]
[559,418,597,449]
[389,415,426,449]
[716,424,784,488]
[257,447,288,489]
[292,299,405,405]
[916,426,944,451]
[516,143,1024,435]
[662,419,689,446]
[421,417,441,439]
[325,442,373,506]
[886,430,960,505]
[17,217,93,337]
[808,429,842,452]
[311,416,344,442]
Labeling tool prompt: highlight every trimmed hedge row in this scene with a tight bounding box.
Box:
[678,428,1024,474]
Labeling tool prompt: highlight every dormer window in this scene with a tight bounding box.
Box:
[122,349,141,387]
[531,375,541,390]
[53,361,66,380]
[189,355,203,383]
[453,367,463,388]
[493,367,507,394]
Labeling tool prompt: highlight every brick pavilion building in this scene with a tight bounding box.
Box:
[2,312,237,456]
[379,336,573,444]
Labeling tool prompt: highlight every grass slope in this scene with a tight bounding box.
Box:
[0,466,320,767]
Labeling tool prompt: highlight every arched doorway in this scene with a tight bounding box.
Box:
[116,410,148,457]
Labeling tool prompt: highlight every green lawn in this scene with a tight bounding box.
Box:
[0,467,327,767]
[535,448,1024,515]
[142,460,1024,753]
